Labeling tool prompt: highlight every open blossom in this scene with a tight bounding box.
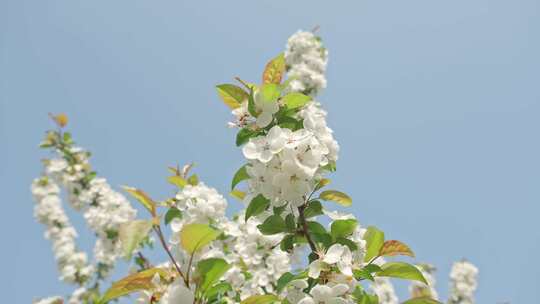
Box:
[309,244,353,278]
[298,284,350,304]
[254,89,280,127]
[243,126,288,163]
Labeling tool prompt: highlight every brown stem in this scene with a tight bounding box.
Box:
[137,252,152,269]
[298,204,317,253]
[153,225,190,287]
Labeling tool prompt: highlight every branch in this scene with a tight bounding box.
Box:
[298,204,317,253]
[153,225,190,287]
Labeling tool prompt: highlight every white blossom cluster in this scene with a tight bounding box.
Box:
[31,178,93,284]
[284,30,328,96]
[448,260,478,304]
[160,183,292,302]
[41,145,136,279]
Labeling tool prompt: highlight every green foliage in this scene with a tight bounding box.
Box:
[231,165,250,190]
[282,92,311,110]
[118,219,153,260]
[363,226,385,262]
[377,262,427,284]
[257,215,287,235]
[167,175,187,188]
[402,297,442,304]
[164,207,182,225]
[319,190,352,207]
[330,219,357,239]
[122,186,157,216]
[216,84,248,109]
[196,258,231,295]
[180,224,221,254]
[236,128,261,146]
[303,200,323,218]
[245,194,270,221]
[241,294,280,304]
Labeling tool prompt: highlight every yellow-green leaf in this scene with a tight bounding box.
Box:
[403,297,442,304]
[379,240,415,258]
[180,223,221,254]
[241,294,280,304]
[119,220,154,259]
[319,190,352,207]
[216,84,248,109]
[262,53,285,84]
[187,174,199,186]
[364,226,385,262]
[230,190,246,201]
[282,92,311,109]
[122,186,156,216]
[377,262,428,284]
[315,178,331,191]
[100,268,167,303]
[167,175,187,188]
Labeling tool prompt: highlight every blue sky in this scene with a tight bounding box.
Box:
[1,0,539,303]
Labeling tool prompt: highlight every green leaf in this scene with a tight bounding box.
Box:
[276,272,295,292]
[187,174,199,185]
[241,294,280,304]
[245,194,270,221]
[122,186,156,216]
[205,282,232,301]
[236,128,260,146]
[330,219,358,239]
[262,53,286,84]
[282,92,311,110]
[230,190,246,201]
[306,221,327,234]
[304,200,323,218]
[401,297,442,304]
[377,262,428,284]
[196,258,231,294]
[353,264,382,282]
[167,175,187,188]
[257,215,287,235]
[315,178,331,191]
[231,165,250,190]
[285,214,296,231]
[164,207,182,225]
[261,83,281,102]
[118,220,153,260]
[248,88,258,117]
[216,84,248,109]
[179,224,221,254]
[319,190,352,207]
[280,234,295,252]
[363,226,385,262]
[100,268,167,303]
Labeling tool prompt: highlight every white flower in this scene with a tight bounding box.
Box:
[254,89,279,127]
[243,126,288,163]
[448,261,478,304]
[298,284,349,304]
[308,244,353,278]
[160,280,195,304]
[272,160,312,206]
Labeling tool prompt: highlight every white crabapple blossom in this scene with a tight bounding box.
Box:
[32,30,481,304]
[298,284,350,304]
[448,260,479,304]
[309,244,353,278]
[285,30,328,96]
[31,178,94,284]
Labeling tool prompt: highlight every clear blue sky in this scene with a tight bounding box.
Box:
[1,0,539,303]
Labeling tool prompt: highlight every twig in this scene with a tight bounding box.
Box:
[153,225,189,287]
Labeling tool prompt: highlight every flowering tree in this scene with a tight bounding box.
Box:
[32,30,479,304]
